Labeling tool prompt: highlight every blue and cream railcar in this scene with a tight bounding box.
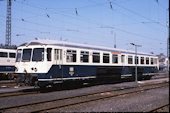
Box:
[0,48,16,79]
[15,39,159,87]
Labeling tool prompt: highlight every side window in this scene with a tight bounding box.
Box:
[135,56,139,64]
[112,54,118,63]
[0,52,8,58]
[128,56,133,64]
[9,53,16,58]
[47,48,52,61]
[54,49,59,60]
[66,50,76,62]
[154,58,157,64]
[121,55,125,63]
[151,58,154,65]
[80,51,89,63]
[141,57,144,64]
[146,57,149,64]
[93,52,100,63]
[103,53,109,63]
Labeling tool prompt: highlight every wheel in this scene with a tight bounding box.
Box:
[8,73,14,80]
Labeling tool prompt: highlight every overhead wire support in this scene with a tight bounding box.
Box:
[5,0,12,46]
[109,2,112,9]
[75,8,78,15]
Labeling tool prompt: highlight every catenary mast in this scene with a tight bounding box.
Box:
[5,0,11,46]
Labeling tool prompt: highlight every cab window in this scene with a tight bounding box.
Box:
[16,49,22,62]
[22,49,32,62]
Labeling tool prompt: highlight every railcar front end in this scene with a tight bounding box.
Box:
[0,48,16,79]
[15,45,54,86]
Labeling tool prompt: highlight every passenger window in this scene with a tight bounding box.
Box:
[9,53,16,58]
[135,56,138,64]
[66,50,76,62]
[93,52,100,63]
[103,53,109,63]
[141,57,144,64]
[112,54,118,63]
[0,52,8,58]
[128,56,133,64]
[151,58,154,65]
[121,55,125,63]
[80,51,89,63]
[154,58,157,64]
[47,48,52,61]
[146,57,149,64]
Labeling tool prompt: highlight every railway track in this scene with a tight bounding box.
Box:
[0,80,17,89]
[147,104,169,112]
[0,89,39,98]
[0,80,15,85]
[0,82,168,112]
[0,78,167,98]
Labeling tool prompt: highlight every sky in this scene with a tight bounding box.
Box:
[0,0,169,56]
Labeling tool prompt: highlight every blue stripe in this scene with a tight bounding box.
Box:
[0,66,15,73]
[38,65,158,80]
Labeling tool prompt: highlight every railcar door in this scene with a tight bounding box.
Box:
[54,49,63,79]
[54,49,62,65]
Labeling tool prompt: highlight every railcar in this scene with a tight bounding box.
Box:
[15,39,159,87]
[0,48,16,79]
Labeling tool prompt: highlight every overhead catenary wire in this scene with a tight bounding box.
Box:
[0,0,167,41]
[110,0,166,28]
[0,0,168,55]
[6,0,169,31]
[15,0,167,29]
[0,4,167,44]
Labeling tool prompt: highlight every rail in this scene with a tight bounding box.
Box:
[0,82,168,112]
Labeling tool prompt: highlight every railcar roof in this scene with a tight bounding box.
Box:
[19,38,156,57]
[0,48,16,52]
[0,46,17,50]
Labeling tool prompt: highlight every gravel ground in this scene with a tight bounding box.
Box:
[0,81,138,109]
[49,87,169,112]
[0,78,168,111]
[151,73,169,79]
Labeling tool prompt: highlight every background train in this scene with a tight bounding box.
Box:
[0,47,16,80]
[14,39,159,87]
